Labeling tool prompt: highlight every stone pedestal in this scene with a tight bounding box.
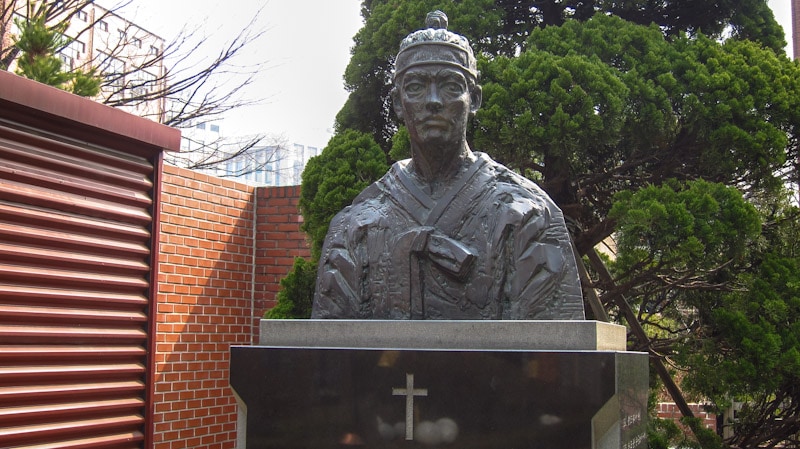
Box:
[230,320,647,449]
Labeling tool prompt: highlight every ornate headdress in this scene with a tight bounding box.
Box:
[394,11,478,80]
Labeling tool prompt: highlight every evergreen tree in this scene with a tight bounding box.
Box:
[476,13,799,446]
[12,13,100,96]
[476,14,799,252]
[264,257,317,319]
[336,0,786,152]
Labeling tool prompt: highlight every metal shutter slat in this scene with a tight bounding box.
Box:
[0,414,145,446]
[0,263,149,290]
[7,431,144,449]
[0,305,146,324]
[0,381,145,403]
[0,398,145,423]
[0,283,147,307]
[0,222,149,256]
[0,242,149,274]
[0,201,150,241]
[0,325,147,342]
[0,179,151,225]
[0,345,146,359]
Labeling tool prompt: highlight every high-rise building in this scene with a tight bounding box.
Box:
[2,1,166,120]
[223,142,319,187]
[793,0,800,59]
[168,119,226,177]
[168,119,320,187]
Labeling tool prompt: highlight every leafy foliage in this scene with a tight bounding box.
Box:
[609,180,800,446]
[477,14,799,252]
[337,0,785,152]
[609,180,761,284]
[608,179,762,343]
[264,258,317,319]
[388,125,410,161]
[676,203,800,447]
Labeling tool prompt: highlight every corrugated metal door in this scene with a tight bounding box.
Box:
[0,119,157,448]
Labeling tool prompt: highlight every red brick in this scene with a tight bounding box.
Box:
[156,168,306,448]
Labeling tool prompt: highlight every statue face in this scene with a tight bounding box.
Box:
[394,63,480,150]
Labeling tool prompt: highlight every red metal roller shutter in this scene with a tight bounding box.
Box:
[0,72,178,449]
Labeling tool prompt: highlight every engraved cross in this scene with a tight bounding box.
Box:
[392,373,428,440]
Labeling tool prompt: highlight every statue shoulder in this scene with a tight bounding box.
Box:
[474,152,564,222]
[351,182,383,206]
[476,153,550,201]
[350,160,405,206]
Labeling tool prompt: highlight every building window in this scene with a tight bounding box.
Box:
[76,10,87,21]
[131,71,156,97]
[196,123,206,130]
[97,20,108,31]
[98,52,125,89]
[59,54,74,70]
[62,39,84,56]
[210,124,220,133]
[58,39,85,71]
[118,29,126,39]
[264,163,273,184]
[293,161,303,184]
[133,38,142,48]
[149,45,159,56]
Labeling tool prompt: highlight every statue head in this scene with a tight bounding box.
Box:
[391,11,482,156]
[393,11,478,83]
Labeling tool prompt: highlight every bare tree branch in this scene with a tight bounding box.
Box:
[3,0,283,178]
[169,133,291,179]
[94,4,270,129]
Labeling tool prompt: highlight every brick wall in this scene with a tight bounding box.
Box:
[793,0,800,60]
[252,186,311,340]
[656,402,717,430]
[153,165,310,449]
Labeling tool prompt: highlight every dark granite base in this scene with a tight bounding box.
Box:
[230,347,647,449]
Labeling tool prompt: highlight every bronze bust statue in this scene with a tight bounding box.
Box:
[312,12,584,320]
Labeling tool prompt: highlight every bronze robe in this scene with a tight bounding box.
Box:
[311,153,584,320]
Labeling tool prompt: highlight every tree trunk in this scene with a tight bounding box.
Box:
[584,248,700,424]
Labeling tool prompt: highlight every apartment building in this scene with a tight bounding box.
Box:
[2,1,166,120]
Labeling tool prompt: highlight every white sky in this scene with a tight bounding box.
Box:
[116,0,363,148]
[769,0,794,59]
[114,0,793,149]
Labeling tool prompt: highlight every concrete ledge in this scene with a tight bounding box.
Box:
[259,319,627,351]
